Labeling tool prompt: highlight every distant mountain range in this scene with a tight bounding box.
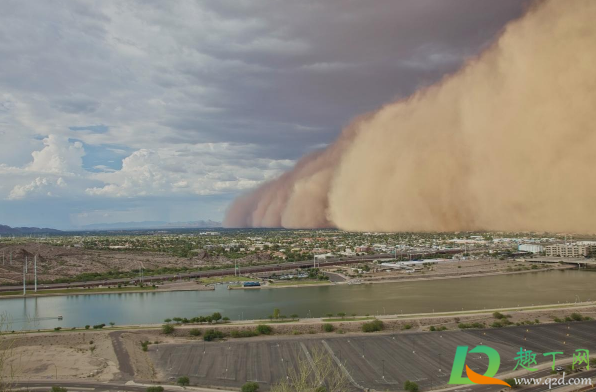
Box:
[77,220,222,230]
[0,224,63,235]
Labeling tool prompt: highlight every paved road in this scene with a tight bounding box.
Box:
[0,250,462,292]
[109,331,134,380]
[12,380,231,392]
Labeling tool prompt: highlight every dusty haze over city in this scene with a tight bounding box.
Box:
[225,0,596,234]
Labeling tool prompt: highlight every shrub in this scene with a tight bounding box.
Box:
[493,312,505,319]
[177,376,190,386]
[189,328,201,337]
[146,386,164,392]
[203,329,224,341]
[141,340,151,351]
[429,326,436,331]
[92,324,105,329]
[84,325,90,330]
[256,324,273,335]
[241,381,260,392]
[322,323,335,332]
[54,327,62,331]
[404,380,419,392]
[458,322,485,329]
[504,378,520,389]
[403,324,412,330]
[570,313,583,322]
[231,329,258,338]
[362,319,384,333]
[162,324,175,334]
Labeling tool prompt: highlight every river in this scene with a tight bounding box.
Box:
[1,270,594,331]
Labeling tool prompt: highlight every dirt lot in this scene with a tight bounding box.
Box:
[0,243,273,285]
[1,330,119,380]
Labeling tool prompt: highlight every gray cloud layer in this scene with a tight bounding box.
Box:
[0,0,528,227]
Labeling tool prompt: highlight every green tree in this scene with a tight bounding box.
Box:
[177,376,190,387]
[241,381,260,392]
[322,323,334,332]
[273,308,281,319]
[211,312,222,323]
[290,314,299,320]
[337,312,346,319]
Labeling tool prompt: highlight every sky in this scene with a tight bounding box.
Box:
[0,0,529,230]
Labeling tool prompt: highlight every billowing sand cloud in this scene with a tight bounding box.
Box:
[224,0,596,233]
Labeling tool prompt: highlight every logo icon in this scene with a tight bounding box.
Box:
[449,346,511,387]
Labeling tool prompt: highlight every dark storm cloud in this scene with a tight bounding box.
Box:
[0,0,532,227]
[156,0,530,158]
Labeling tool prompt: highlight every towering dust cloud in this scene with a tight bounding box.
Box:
[224,0,596,233]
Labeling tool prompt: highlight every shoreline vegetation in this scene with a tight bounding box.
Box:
[5,301,596,337]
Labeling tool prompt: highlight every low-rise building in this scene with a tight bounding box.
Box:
[518,244,544,254]
[544,244,596,257]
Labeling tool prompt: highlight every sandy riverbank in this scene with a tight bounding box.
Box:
[3,301,596,384]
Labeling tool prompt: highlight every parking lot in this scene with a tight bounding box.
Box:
[149,321,596,391]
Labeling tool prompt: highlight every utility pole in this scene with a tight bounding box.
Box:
[23,260,26,296]
[34,254,38,292]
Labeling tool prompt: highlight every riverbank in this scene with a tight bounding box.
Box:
[3,301,596,386]
[228,262,573,291]
[0,259,578,298]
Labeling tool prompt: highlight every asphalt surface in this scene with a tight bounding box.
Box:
[149,321,596,391]
[109,331,134,380]
[12,380,227,392]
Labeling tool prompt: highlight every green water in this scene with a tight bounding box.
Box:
[2,269,594,330]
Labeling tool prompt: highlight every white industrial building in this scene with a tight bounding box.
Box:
[518,244,544,254]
